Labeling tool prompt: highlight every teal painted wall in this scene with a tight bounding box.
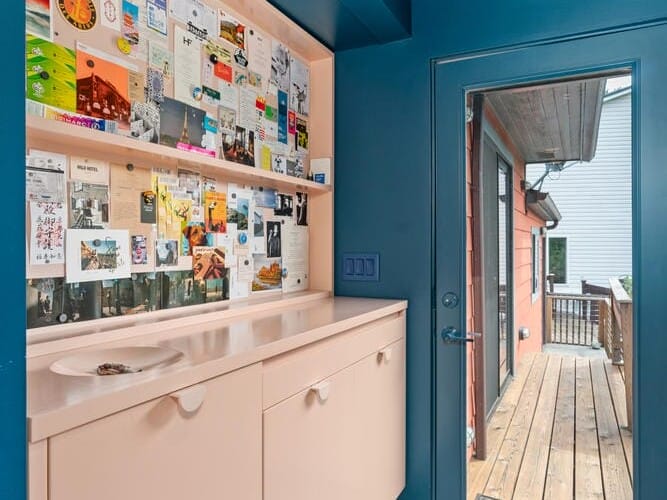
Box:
[2,1,26,498]
[334,1,667,498]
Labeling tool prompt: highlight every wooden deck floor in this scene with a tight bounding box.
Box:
[468,352,633,500]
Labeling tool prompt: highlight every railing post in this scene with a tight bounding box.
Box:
[622,300,633,431]
[545,295,553,343]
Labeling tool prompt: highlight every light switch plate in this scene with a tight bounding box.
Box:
[342,253,379,281]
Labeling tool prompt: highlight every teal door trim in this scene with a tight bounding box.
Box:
[433,21,667,499]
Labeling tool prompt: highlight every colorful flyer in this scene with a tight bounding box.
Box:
[57,0,97,31]
[214,62,233,83]
[288,110,296,134]
[193,246,227,280]
[75,43,131,126]
[26,35,76,111]
[278,90,288,144]
[121,0,140,45]
[146,0,167,35]
[204,191,227,233]
[218,10,245,49]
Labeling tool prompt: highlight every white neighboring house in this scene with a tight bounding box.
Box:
[526,87,632,294]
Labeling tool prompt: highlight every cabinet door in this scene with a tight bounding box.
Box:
[264,366,357,500]
[49,364,262,500]
[353,338,406,499]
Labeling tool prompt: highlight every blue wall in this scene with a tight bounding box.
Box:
[3,1,26,498]
[334,1,667,498]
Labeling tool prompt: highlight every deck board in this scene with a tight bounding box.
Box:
[591,359,633,499]
[468,352,632,499]
[543,355,575,500]
[467,353,537,500]
[483,355,549,499]
[513,356,561,499]
[574,356,604,499]
[604,361,633,481]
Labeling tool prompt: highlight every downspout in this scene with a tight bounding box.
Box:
[546,219,559,231]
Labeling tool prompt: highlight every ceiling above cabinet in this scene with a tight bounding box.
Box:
[267,0,412,51]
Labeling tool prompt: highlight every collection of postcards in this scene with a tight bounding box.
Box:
[26,0,313,175]
[25,0,314,329]
[26,149,309,329]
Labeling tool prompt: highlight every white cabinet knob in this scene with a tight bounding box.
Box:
[379,347,393,363]
[309,380,331,403]
[171,384,206,413]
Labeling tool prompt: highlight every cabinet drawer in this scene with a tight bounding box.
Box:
[49,364,262,500]
[263,312,405,408]
[264,365,357,500]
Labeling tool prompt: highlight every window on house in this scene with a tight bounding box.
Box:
[548,237,567,284]
[531,228,540,302]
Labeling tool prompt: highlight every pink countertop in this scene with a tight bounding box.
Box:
[28,296,407,442]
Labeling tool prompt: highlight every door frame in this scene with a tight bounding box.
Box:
[469,98,517,459]
[432,28,651,498]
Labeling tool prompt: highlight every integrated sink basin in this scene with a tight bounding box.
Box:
[50,346,184,377]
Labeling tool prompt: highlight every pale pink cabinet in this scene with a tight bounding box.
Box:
[48,364,263,500]
[263,325,406,500]
[353,338,406,499]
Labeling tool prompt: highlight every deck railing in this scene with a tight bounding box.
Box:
[545,293,608,346]
[609,277,633,430]
[545,282,633,430]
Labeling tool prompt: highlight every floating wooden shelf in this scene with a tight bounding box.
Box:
[26,115,332,195]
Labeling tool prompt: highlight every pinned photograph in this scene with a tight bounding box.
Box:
[221,126,255,167]
[275,194,293,217]
[290,56,309,116]
[161,270,204,309]
[266,221,282,258]
[203,273,230,302]
[26,0,51,40]
[182,221,207,256]
[98,273,160,317]
[27,278,102,328]
[296,192,308,226]
[66,229,131,283]
[129,101,160,143]
[131,235,148,264]
[81,238,117,271]
[218,11,245,49]
[286,156,305,178]
[155,239,178,267]
[227,197,249,230]
[219,106,236,132]
[69,182,109,229]
[76,44,131,126]
[27,278,63,328]
[252,257,282,291]
[271,41,290,92]
[271,154,287,174]
[253,187,278,209]
[193,246,226,280]
[159,96,214,157]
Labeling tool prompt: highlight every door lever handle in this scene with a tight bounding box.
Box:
[441,327,480,343]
